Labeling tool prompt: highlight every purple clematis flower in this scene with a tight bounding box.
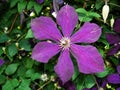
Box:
[106,18,120,57]
[107,65,120,90]
[36,0,44,4]
[0,59,4,66]
[31,5,104,83]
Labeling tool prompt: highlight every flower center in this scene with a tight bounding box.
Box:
[59,37,71,49]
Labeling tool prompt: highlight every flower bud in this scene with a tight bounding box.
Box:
[30,12,35,17]
[110,16,114,28]
[102,4,109,23]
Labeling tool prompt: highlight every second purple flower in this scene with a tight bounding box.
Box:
[31,5,104,83]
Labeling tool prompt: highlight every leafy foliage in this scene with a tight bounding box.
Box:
[0,0,120,90]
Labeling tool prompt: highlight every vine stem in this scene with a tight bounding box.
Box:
[92,74,100,89]
[109,3,120,8]
[8,13,19,33]
[37,80,52,90]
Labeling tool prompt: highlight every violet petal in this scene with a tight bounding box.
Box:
[106,33,120,45]
[0,59,5,66]
[63,80,76,90]
[117,65,120,74]
[114,18,120,34]
[56,5,78,37]
[31,16,62,42]
[54,49,74,83]
[70,44,104,74]
[36,0,44,4]
[32,42,60,63]
[71,22,101,43]
[107,45,120,56]
[107,74,120,84]
[117,87,120,90]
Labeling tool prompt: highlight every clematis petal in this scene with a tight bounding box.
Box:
[70,44,104,74]
[107,45,120,56]
[71,22,101,43]
[114,18,120,34]
[31,16,62,42]
[32,42,60,63]
[56,4,78,37]
[106,33,120,45]
[107,74,120,84]
[117,87,120,90]
[54,49,74,83]
[117,65,120,74]
[0,59,5,66]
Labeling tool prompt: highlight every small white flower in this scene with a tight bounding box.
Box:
[40,74,49,82]
[102,4,109,23]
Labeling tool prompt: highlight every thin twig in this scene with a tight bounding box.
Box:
[8,13,19,33]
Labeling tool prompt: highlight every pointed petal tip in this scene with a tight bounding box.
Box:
[54,50,74,84]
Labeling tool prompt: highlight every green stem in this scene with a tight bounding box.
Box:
[109,3,120,8]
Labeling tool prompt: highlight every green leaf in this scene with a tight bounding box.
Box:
[95,0,104,10]
[0,34,10,43]
[0,75,6,84]
[76,8,100,22]
[0,65,6,74]
[76,74,85,90]
[76,8,87,14]
[16,78,31,90]
[34,3,43,15]
[25,58,34,69]
[25,69,35,78]
[5,63,19,75]
[2,79,19,90]
[17,65,27,77]
[19,39,31,51]
[25,29,34,39]
[7,43,18,57]
[31,73,41,81]
[88,12,101,18]
[0,47,3,56]
[9,0,20,8]
[27,1,35,10]
[84,75,95,88]
[18,1,27,13]
[96,67,114,78]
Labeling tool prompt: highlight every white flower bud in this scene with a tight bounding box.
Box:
[110,17,114,28]
[4,27,8,31]
[30,12,35,17]
[52,12,57,18]
[15,42,19,47]
[102,4,109,23]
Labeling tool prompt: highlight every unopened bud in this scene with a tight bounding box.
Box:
[52,12,57,18]
[17,26,21,30]
[2,47,6,52]
[102,4,109,23]
[15,42,19,47]
[30,12,35,17]
[110,16,114,28]
[4,27,8,31]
